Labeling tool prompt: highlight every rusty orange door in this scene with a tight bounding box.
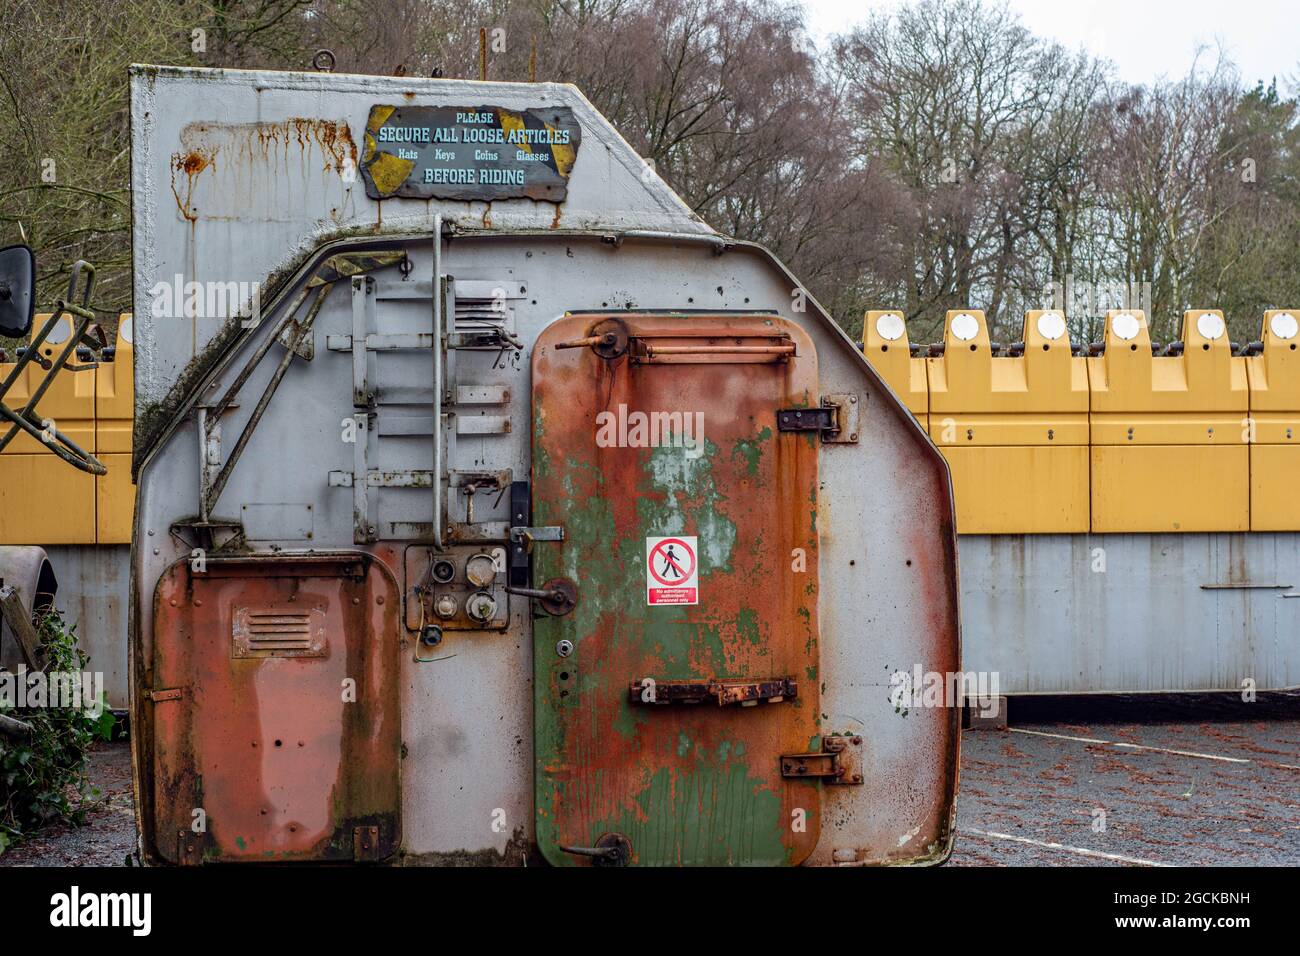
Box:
[532,314,822,866]
[148,554,401,863]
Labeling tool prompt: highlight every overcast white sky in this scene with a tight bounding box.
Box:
[802,0,1297,88]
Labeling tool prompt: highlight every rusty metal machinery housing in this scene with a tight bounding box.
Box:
[126,66,960,867]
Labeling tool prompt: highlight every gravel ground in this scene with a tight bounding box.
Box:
[952,696,1300,866]
[2,698,1296,867]
[0,739,137,867]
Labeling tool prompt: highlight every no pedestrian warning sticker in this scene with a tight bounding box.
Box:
[646,536,698,606]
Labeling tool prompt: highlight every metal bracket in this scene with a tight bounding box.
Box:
[822,394,860,444]
[508,481,530,587]
[328,469,434,489]
[176,829,204,866]
[326,332,436,352]
[145,688,183,703]
[509,525,565,553]
[353,825,382,862]
[780,735,864,785]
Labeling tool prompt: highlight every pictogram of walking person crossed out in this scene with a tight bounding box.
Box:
[647,537,698,605]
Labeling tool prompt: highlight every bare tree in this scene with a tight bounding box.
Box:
[1,0,1296,348]
[1093,57,1242,340]
[835,0,1110,340]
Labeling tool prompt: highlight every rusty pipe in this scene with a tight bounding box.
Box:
[642,344,795,356]
[555,332,617,350]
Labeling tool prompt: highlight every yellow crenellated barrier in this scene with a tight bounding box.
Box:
[864,310,928,425]
[1246,310,1300,531]
[1089,309,1249,532]
[0,314,135,545]
[925,309,1090,533]
[864,307,1295,534]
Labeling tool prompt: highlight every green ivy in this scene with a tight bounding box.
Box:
[0,610,115,854]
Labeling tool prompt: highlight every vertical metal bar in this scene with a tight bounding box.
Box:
[197,405,211,523]
[509,480,530,587]
[351,276,372,407]
[432,219,444,548]
[351,272,374,544]
[354,412,371,543]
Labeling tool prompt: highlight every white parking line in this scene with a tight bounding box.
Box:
[1008,727,1300,770]
[962,828,1170,866]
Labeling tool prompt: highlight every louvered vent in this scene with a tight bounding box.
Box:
[233,606,326,658]
[246,612,312,650]
[451,278,522,328]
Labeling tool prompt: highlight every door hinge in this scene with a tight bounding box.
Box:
[781,735,864,785]
[776,394,859,443]
[146,688,183,703]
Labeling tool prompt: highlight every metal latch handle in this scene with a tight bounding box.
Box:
[505,577,577,616]
[558,832,632,867]
[509,525,564,554]
[629,677,797,707]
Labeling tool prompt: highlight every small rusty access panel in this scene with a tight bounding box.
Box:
[148,554,402,863]
[780,736,865,785]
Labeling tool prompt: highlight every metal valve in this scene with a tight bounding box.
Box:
[465,591,498,624]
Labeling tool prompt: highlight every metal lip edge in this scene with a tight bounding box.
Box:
[129,63,578,96]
